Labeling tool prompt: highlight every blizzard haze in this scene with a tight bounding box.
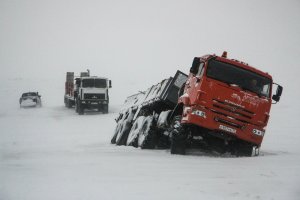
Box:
[1,0,300,200]
[1,0,300,103]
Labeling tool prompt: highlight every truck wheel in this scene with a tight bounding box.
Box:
[126,116,145,147]
[233,141,253,157]
[170,115,187,155]
[76,101,84,115]
[138,116,157,149]
[103,104,108,114]
[75,101,79,113]
[156,130,171,149]
[116,120,131,145]
[111,121,122,144]
[79,107,84,115]
[67,100,72,108]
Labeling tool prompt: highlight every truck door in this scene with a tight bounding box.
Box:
[186,58,205,105]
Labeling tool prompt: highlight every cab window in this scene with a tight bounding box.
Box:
[196,63,205,77]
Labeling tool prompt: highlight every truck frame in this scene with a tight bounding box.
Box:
[111,52,283,156]
[64,70,112,115]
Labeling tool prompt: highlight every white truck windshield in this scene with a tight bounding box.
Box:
[82,79,107,88]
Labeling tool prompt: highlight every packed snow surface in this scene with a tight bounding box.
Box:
[0,78,300,200]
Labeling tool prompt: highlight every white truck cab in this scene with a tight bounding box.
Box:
[64,70,112,115]
[75,76,112,114]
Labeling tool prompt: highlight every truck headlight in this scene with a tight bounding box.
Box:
[253,129,264,136]
[192,110,206,118]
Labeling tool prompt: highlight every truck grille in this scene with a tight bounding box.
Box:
[211,99,254,127]
[214,117,243,129]
[84,93,105,100]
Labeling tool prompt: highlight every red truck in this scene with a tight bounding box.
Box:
[111,52,283,156]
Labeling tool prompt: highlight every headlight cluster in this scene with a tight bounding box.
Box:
[191,110,206,118]
[252,129,264,136]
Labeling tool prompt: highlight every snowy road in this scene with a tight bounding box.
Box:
[1,99,300,200]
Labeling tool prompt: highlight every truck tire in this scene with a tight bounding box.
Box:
[170,115,188,155]
[75,101,79,113]
[67,100,72,108]
[137,116,157,149]
[76,101,84,115]
[103,104,108,114]
[156,130,171,149]
[79,107,84,115]
[111,121,122,144]
[233,141,253,157]
[116,120,131,145]
[126,116,145,147]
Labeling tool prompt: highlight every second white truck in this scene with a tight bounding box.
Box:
[64,70,112,114]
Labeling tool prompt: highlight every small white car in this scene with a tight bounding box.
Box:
[19,92,42,107]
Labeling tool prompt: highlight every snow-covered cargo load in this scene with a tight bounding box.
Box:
[111,52,283,157]
[118,71,188,113]
[111,70,188,146]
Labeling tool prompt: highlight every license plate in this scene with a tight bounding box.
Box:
[219,125,236,134]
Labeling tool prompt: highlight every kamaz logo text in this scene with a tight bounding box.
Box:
[224,99,244,108]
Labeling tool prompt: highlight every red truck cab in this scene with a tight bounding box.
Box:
[176,52,283,156]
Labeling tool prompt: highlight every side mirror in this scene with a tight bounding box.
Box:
[109,80,112,88]
[272,84,283,102]
[75,78,81,86]
[190,57,200,74]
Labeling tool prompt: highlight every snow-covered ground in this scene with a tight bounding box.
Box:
[0,75,300,200]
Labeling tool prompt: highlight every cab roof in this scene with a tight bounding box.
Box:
[77,76,108,80]
[200,53,273,81]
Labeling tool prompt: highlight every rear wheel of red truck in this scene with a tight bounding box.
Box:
[127,116,145,147]
[111,121,122,144]
[116,120,131,146]
[170,116,188,155]
[138,116,157,149]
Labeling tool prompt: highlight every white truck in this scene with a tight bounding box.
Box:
[64,70,112,114]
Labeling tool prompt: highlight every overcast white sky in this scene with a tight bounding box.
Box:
[1,0,300,104]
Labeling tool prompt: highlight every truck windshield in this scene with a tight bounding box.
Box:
[95,79,107,88]
[82,79,107,88]
[22,92,37,97]
[206,59,271,97]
